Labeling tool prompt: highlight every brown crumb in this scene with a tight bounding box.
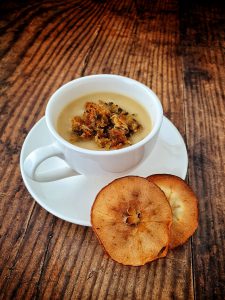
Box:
[70,101,142,150]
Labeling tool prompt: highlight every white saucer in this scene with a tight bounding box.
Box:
[20,117,188,226]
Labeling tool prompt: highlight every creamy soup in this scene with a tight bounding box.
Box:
[57,92,152,150]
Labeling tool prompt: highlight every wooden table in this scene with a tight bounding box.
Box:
[0,1,224,299]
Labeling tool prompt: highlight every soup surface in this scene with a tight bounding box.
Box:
[57,92,151,150]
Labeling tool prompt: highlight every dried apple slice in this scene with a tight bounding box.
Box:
[91,176,172,266]
[147,174,198,249]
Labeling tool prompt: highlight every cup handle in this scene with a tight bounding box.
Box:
[23,143,78,182]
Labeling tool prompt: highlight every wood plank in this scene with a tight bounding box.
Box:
[0,0,194,299]
[0,0,113,298]
[180,1,225,298]
[35,1,193,299]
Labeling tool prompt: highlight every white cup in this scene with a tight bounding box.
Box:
[23,74,163,181]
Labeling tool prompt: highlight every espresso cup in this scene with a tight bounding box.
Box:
[23,74,163,182]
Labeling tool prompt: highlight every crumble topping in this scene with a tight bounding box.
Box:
[70,101,142,150]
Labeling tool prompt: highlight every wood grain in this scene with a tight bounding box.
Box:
[0,0,224,299]
[180,1,225,298]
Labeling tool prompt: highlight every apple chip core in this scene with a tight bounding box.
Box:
[91,176,172,266]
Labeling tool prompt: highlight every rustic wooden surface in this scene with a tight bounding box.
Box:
[0,0,224,299]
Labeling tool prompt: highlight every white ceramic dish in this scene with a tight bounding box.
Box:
[20,116,188,226]
[24,75,164,180]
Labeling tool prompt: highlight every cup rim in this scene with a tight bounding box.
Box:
[46,74,163,156]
